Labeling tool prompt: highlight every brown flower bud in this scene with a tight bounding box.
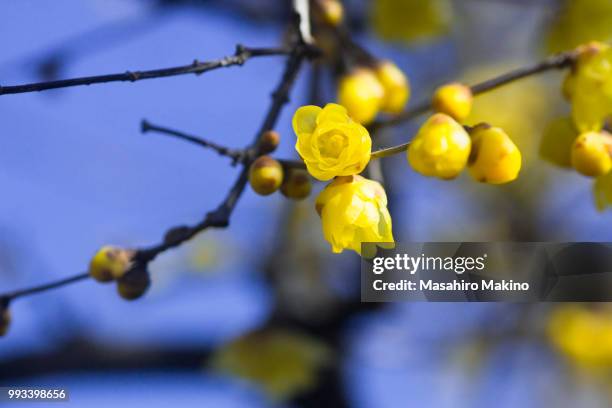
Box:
[259,130,281,154]
[281,169,312,200]
[0,307,11,337]
[116,265,151,301]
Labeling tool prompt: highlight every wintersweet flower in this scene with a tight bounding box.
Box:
[407,113,471,179]
[468,125,522,184]
[292,103,372,181]
[565,42,612,132]
[337,69,384,124]
[315,175,394,255]
[375,60,410,115]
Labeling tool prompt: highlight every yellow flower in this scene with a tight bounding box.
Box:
[539,117,578,168]
[315,0,344,26]
[468,125,522,184]
[432,82,473,122]
[89,245,134,282]
[315,175,394,255]
[337,69,384,124]
[548,305,612,369]
[293,103,372,181]
[408,113,471,179]
[546,0,612,53]
[570,131,612,177]
[566,42,612,132]
[211,329,330,401]
[375,60,410,115]
[593,171,612,211]
[371,0,451,43]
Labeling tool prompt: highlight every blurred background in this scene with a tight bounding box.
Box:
[1,0,612,407]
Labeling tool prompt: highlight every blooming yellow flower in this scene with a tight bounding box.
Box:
[375,60,410,115]
[408,113,471,179]
[468,125,522,184]
[432,82,473,122]
[566,42,612,132]
[315,175,394,255]
[570,131,612,177]
[292,103,372,181]
[337,69,384,124]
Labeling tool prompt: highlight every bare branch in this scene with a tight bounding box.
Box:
[141,120,246,164]
[0,45,291,96]
[370,50,578,130]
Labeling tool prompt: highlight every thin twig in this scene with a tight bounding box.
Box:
[0,45,290,96]
[0,272,89,304]
[370,50,578,131]
[141,120,246,164]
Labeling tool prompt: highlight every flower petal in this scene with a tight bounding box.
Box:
[293,105,322,136]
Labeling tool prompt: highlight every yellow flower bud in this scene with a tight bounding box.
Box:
[248,156,284,195]
[116,266,151,301]
[315,0,344,26]
[337,69,384,124]
[375,60,410,115]
[571,131,612,177]
[408,113,471,180]
[432,82,473,122]
[89,245,134,282]
[467,125,522,184]
[539,117,578,168]
[292,103,371,181]
[0,307,10,337]
[259,130,280,154]
[281,169,312,200]
[315,175,394,255]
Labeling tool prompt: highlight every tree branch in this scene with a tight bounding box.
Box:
[0,45,290,96]
[141,120,246,164]
[370,50,578,130]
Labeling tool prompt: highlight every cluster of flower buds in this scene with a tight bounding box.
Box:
[408,114,522,184]
[88,246,150,300]
[248,130,313,200]
[338,61,410,125]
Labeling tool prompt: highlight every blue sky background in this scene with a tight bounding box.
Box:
[1,1,611,407]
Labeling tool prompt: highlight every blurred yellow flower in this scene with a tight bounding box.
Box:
[548,305,612,369]
[370,0,451,43]
[337,69,384,124]
[570,131,612,177]
[316,175,394,255]
[211,329,331,401]
[408,113,471,180]
[539,117,578,168]
[566,43,612,132]
[375,60,410,115]
[468,125,522,184]
[546,0,612,53]
[293,103,371,181]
